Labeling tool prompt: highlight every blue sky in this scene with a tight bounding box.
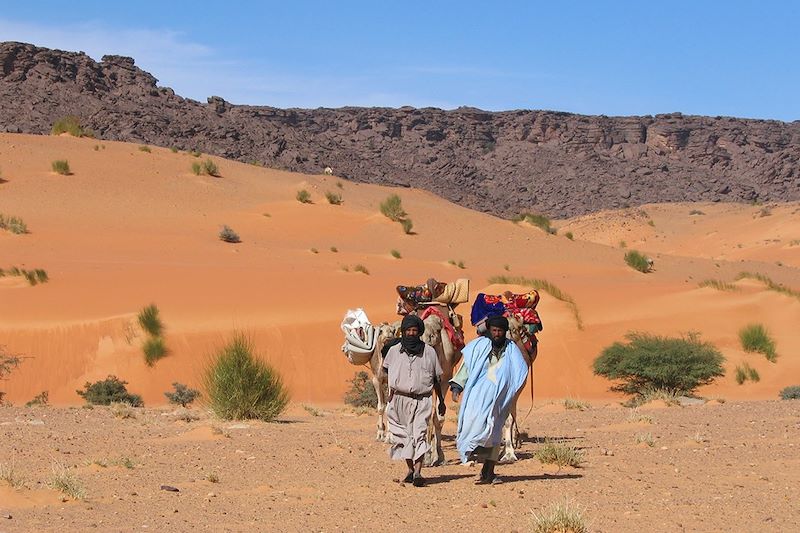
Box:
[1,1,798,120]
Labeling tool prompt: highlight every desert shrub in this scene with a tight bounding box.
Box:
[353,264,370,275]
[698,279,739,291]
[138,145,151,153]
[635,432,655,446]
[401,218,414,234]
[593,332,725,397]
[380,194,407,221]
[296,189,312,204]
[739,324,777,362]
[565,231,574,240]
[533,441,584,468]
[390,249,401,259]
[563,398,589,411]
[0,214,29,234]
[48,462,86,500]
[77,376,143,406]
[513,212,557,234]
[202,159,219,177]
[735,363,760,385]
[51,160,71,175]
[138,304,163,337]
[344,371,379,408]
[325,191,342,205]
[164,382,200,407]
[735,272,800,301]
[302,404,323,416]
[110,401,137,419]
[203,334,289,421]
[779,385,800,400]
[0,462,25,488]
[330,246,338,253]
[689,209,705,215]
[191,161,202,175]
[51,116,92,137]
[25,391,49,407]
[143,337,168,366]
[624,250,651,273]
[488,275,583,330]
[219,225,241,243]
[531,500,588,533]
[0,350,21,405]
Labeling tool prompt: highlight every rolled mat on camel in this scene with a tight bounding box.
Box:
[340,308,377,365]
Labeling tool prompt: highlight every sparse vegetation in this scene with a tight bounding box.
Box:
[310,248,319,254]
[165,382,200,407]
[302,404,323,417]
[219,225,241,243]
[143,336,168,366]
[401,218,414,234]
[0,214,29,234]
[738,323,776,362]
[170,147,179,153]
[110,401,137,419]
[533,441,584,468]
[756,206,772,217]
[636,386,679,406]
[619,240,627,248]
[488,275,583,330]
[203,333,289,421]
[647,219,656,227]
[448,259,466,269]
[513,213,557,234]
[626,409,652,424]
[635,432,655,447]
[25,391,49,407]
[336,180,343,189]
[353,264,370,275]
[563,398,589,411]
[205,472,220,483]
[698,279,739,291]
[325,191,342,205]
[330,246,338,253]
[531,500,588,533]
[735,271,800,302]
[0,267,48,286]
[76,375,143,406]
[624,250,652,273]
[191,159,220,176]
[344,371,379,408]
[138,304,164,337]
[565,231,574,240]
[779,385,800,400]
[0,349,21,405]
[51,160,71,175]
[48,462,86,500]
[390,249,401,259]
[190,150,201,157]
[593,332,725,398]
[296,189,312,204]
[0,462,25,488]
[51,115,92,137]
[138,145,151,153]
[734,362,760,385]
[379,194,407,221]
[689,209,705,216]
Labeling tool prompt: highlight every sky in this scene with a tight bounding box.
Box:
[1,1,798,120]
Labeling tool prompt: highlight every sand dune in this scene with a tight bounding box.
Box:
[1,133,799,405]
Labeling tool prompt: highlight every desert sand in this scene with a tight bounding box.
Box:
[1,134,799,531]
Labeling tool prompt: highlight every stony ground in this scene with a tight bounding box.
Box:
[1,400,798,532]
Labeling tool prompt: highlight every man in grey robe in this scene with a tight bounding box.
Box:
[383,314,446,487]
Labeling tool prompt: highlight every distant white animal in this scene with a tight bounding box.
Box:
[323,166,333,175]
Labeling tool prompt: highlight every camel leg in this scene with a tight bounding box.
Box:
[370,353,388,442]
[498,398,519,464]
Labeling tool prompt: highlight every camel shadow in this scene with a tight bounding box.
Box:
[499,473,583,483]
[424,473,474,485]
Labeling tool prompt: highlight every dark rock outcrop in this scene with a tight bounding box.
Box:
[2,42,799,217]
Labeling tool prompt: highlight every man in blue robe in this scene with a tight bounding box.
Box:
[449,315,528,484]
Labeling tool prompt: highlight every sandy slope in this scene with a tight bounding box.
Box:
[1,133,800,406]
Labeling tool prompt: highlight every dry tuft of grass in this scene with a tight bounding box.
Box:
[51,160,71,175]
[735,362,760,384]
[296,189,312,204]
[488,275,582,330]
[533,441,584,468]
[325,191,342,205]
[205,472,220,483]
[448,259,466,269]
[0,462,25,488]
[390,249,401,259]
[626,409,653,424]
[302,404,323,417]
[48,462,86,500]
[635,432,655,447]
[110,401,137,419]
[353,264,370,275]
[735,271,800,302]
[0,214,29,234]
[532,500,588,533]
[563,398,590,411]
[698,279,739,291]
[513,212,557,234]
[138,145,151,153]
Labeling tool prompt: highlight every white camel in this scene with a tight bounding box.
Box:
[497,315,538,463]
[420,307,463,466]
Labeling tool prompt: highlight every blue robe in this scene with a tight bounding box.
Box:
[454,336,528,463]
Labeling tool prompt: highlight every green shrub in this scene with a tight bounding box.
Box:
[380,194,407,221]
[25,391,49,407]
[401,218,414,234]
[735,363,760,385]
[738,323,777,362]
[344,371,379,408]
[138,145,151,153]
[593,332,725,397]
[624,250,652,273]
[51,116,92,137]
[164,382,200,407]
[138,304,163,337]
[219,225,241,243]
[390,249,401,259]
[203,334,289,421]
[191,161,202,175]
[0,214,29,234]
[565,231,574,240]
[296,189,312,203]
[142,337,168,366]
[202,159,219,177]
[51,160,71,175]
[513,213,556,234]
[325,191,342,205]
[77,376,143,406]
[779,385,800,400]
[532,501,588,533]
[48,462,86,501]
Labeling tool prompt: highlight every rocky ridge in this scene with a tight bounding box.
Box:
[2,41,799,217]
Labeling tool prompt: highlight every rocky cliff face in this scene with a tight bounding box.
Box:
[2,42,799,217]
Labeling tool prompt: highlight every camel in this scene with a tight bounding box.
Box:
[420,307,463,466]
[368,322,400,442]
[497,315,538,463]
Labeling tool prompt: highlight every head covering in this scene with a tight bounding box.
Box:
[400,314,426,355]
[486,315,509,331]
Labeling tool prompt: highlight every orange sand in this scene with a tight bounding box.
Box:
[1,133,799,405]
